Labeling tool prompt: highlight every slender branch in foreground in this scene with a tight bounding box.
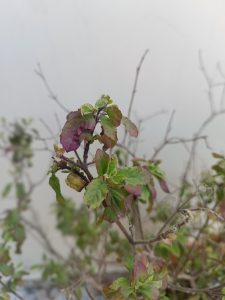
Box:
[0,277,25,300]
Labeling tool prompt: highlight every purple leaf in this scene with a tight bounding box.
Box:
[159,179,170,193]
[133,255,148,281]
[125,194,133,210]
[60,111,95,152]
[125,184,142,196]
[149,185,157,200]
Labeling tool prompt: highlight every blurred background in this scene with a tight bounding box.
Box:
[1,0,225,278]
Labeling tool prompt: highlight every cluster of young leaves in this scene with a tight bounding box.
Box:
[49,96,170,225]
[104,254,168,300]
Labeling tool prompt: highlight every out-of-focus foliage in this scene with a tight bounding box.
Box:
[1,97,225,300]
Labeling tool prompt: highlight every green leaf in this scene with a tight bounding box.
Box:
[100,115,117,141]
[140,185,150,202]
[65,173,86,192]
[84,178,108,209]
[0,264,14,276]
[80,103,95,115]
[2,183,12,198]
[125,256,134,273]
[114,167,145,185]
[95,95,113,109]
[106,105,122,127]
[121,116,138,137]
[107,155,118,177]
[148,163,165,179]
[110,187,127,213]
[102,207,117,223]
[49,174,66,205]
[110,277,130,290]
[95,149,110,176]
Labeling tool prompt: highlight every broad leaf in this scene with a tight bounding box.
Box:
[114,167,146,185]
[84,178,108,209]
[106,105,122,127]
[100,115,117,141]
[49,173,66,205]
[60,111,95,152]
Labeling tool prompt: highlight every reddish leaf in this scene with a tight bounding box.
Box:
[133,255,148,281]
[122,116,138,137]
[159,179,170,193]
[98,134,117,150]
[125,194,133,210]
[60,111,95,152]
[125,184,142,196]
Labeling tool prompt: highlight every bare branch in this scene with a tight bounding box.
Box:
[35,63,69,113]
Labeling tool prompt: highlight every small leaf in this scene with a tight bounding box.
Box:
[102,207,117,223]
[95,95,113,109]
[107,155,118,177]
[158,179,170,193]
[49,173,66,205]
[80,103,95,115]
[2,183,12,198]
[84,178,108,209]
[125,184,142,196]
[54,144,65,157]
[121,116,138,137]
[106,105,122,127]
[65,173,86,192]
[95,149,110,176]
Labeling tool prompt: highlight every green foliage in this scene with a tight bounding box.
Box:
[2,98,225,299]
[49,173,66,205]
[84,178,108,209]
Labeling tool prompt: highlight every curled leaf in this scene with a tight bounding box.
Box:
[125,184,142,196]
[49,173,66,205]
[158,179,170,193]
[60,111,95,152]
[121,116,138,137]
[65,173,86,192]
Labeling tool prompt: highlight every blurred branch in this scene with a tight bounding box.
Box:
[35,63,69,113]
[123,49,149,145]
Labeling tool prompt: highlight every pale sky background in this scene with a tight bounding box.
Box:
[1,0,225,272]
